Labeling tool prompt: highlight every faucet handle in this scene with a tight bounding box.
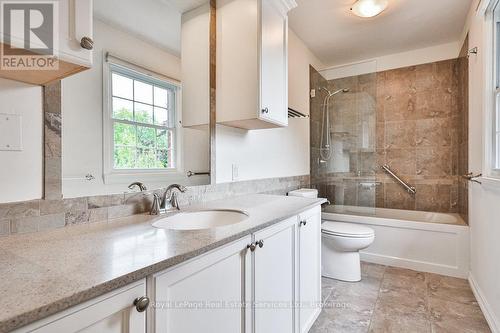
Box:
[171,191,181,210]
[150,193,161,215]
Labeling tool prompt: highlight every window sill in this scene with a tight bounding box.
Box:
[104,170,186,185]
[479,176,500,192]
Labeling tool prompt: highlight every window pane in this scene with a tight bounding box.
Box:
[134,80,153,104]
[113,97,133,121]
[154,86,169,108]
[136,148,157,168]
[112,73,133,99]
[156,150,170,168]
[135,102,153,124]
[114,147,135,169]
[154,107,170,126]
[156,129,170,149]
[137,126,156,149]
[114,123,136,146]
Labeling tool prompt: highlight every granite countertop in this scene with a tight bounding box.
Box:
[0,194,325,332]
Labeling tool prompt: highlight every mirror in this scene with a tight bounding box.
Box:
[61,0,212,198]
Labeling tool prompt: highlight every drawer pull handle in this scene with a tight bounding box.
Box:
[261,107,269,114]
[134,296,150,312]
[247,240,264,251]
[80,36,94,50]
[300,220,307,227]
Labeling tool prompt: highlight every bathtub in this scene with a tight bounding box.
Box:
[322,205,470,278]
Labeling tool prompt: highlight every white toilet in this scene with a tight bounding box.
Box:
[288,189,375,282]
[321,221,375,282]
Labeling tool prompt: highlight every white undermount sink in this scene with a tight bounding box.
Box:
[152,209,249,231]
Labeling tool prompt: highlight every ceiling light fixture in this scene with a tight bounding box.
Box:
[350,0,388,18]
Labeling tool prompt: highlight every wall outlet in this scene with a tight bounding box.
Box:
[232,164,239,182]
[310,89,316,98]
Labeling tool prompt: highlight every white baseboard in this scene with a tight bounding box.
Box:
[468,274,500,333]
[302,308,321,333]
[360,252,469,279]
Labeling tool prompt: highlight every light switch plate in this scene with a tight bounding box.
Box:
[0,113,22,151]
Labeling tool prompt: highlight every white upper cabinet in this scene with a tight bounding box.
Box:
[181,3,211,128]
[0,0,93,85]
[216,0,297,130]
[59,0,93,67]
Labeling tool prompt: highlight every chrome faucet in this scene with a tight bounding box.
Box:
[163,184,187,210]
[150,184,188,215]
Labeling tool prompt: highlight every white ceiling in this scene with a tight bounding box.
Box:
[94,0,207,55]
[288,0,473,67]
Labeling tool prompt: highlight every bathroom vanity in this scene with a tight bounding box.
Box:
[2,195,324,333]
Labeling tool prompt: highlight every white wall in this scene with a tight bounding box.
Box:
[62,19,208,197]
[466,1,500,332]
[288,30,324,114]
[320,42,461,80]
[215,29,323,183]
[0,79,43,203]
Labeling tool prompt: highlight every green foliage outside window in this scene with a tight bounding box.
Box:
[113,105,172,169]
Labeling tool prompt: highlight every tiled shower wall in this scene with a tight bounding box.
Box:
[310,53,468,220]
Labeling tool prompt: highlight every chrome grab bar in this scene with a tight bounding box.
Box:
[186,171,210,177]
[381,165,416,195]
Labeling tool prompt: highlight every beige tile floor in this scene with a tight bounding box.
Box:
[310,262,491,333]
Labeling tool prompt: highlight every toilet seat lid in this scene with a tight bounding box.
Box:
[322,221,375,238]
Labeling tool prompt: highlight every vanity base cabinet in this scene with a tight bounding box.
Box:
[150,236,252,333]
[11,205,322,333]
[13,280,147,333]
[297,206,322,333]
[253,216,297,333]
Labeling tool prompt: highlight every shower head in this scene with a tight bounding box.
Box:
[319,87,350,97]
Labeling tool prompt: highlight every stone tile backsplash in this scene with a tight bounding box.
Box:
[0,175,309,236]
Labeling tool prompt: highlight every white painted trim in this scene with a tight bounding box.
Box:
[301,308,321,333]
[469,274,500,333]
[480,176,500,192]
[360,252,469,279]
[102,51,185,184]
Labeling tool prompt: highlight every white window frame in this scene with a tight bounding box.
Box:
[493,2,500,177]
[102,53,184,185]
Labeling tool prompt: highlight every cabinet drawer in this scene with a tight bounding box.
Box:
[14,280,147,333]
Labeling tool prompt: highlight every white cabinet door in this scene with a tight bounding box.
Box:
[298,206,322,333]
[253,217,297,333]
[14,280,147,333]
[152,236,252,333]
[58,0,93,67]
[259,0,288,127]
